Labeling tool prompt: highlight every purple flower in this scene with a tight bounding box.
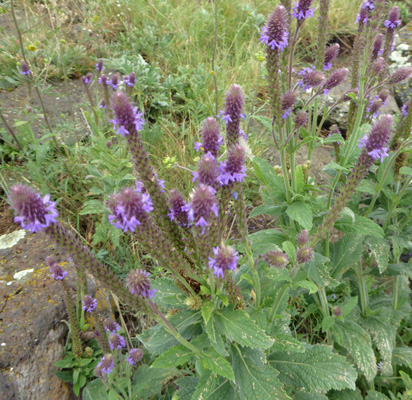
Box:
[362,0,375,10]
[186,184,219,230]
[95,59,104,72]
[281,91,297,118]
[9,185,58,233]
[297,230,309,246]
[81,73,93,85]
[126,269,156,299]
[95,354,114,376]
[193,152,219,186]
[297,247,313,264]
[98,74,108,86]
[127,348,143,365]
[388,67,412,84]
[295,110,308,127]
[108,74,119,90]
[292,0,316,21]
[46,256,68,280]
[123,72,136,87]
[83,295,98,313]
[108,187,153,233]
[194,142,203,152]
[298,67,325,91]
[260,6,289,52]
[402,100,410,117]
[262,251,288,268]
[218,144,247,185]
[199,117,222,157]
[109,334,126,350]
[168,190,189,227]
[355,6,370,24]
[19,60,31,76]
[208,245,238,279]
[384,6,401,30]
[366,96,383,119]
[99,99,107,109]
[323,68,349,95]
[110,92,145,136]
[323,43,340,70]
[218,109,232,124]
[372,34,384,59]
[104,319,121,334]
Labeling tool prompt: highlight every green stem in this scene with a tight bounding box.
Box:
[318,287,333,345]
[280,145,292,203]
[392,276,400,311]
[355,262,369,317]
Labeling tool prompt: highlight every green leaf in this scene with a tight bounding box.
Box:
[232,345,290,400]
[54,370,73,383]
[364,237,390,273]
[248,229,287,255]
[377,157,394,187]
[249,205,287,218]
[214,309,274,349]
[80,200,107,215]
[365,391,390,400]
[271,332,305,353]
[173,377,198,400]
[132,366,180,399]
[282,241,297,265]
[82,379,109,400]
[331,234,364,279]
[322,133,344,145]
[286,202,313,230]
[151,277,187,308]
[202,301,214,324]
[321,315,335,332]
[268,345,357,392]
[190,371,218,400]
[251,115,273,133]
[335,215,384,238]
[294,393,328,400]
[355,180,377,195]
[201,350,235,381]
[331,320,377,382]
[399,166,412,175]
[253,157,285,195]
[392,347,412,367]
[340,296,358,317]
[323,160,350,173]
[307,253,338,288]
[382,263,412,278]
[293,280,318,294]
[328,388,363,400]
[151,345,193,368]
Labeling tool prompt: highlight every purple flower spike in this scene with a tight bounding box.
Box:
[372,57,385,75]
[378,89,389,104]
[208,245,238,279]
[99,99,107,109]
[19,60,31,76]
[323,44,340,71]
[297,230,309,246]
[110,92,145,136]
[300,69,325,91]
[402,100,410,117]
[127,348,143,365]
[295,111,308,128]
[96,59,104,72]
[123,72,136,87]
[263,251,289,269]
[168,190,189,227]
[297,247,313,264]
[281,91,297,117]
[104,319,121,334]
[356,6,370,24]
[109,334,126,350]
[109,74,119,90]
[385,6,401,30]
[108,186,153,233]
[126,269,156,299]
[187,184,219,230]
[218,110,232,124]
[292,0,316,21]
[323,68,349,94]
[193,152,219,186]
[260,5,289,52]
[95,354,114,377]
[46,256,68,280]
[81,73,93,85]
[388,67,412,84]
[83,295,98,313]
[372,34,384,59]
[218,144,247,185]
[199,117,222,157]
[98,74,108,86]
[9,185,58,233]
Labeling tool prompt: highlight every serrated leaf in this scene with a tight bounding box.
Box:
[283,241,296,265]
[152,277,187,308]
[151,345,193,368]
[202,301,214,324]
[331,320,377,382]
[365,391,390,400]
[249,205,287,218]
[322,133,344,145]
[307,253,338,288]
[190,371,218,400]
[323,161,350,172]
[293,280,318,294]
[364,237,390,273]
[286,202,313,230]
[294,393,328,400]
[328,388,363,400]
[271,332,305,353]
[340,296,358,317]
[392,347,412,367]
[214,309,274,349]
[253,157,286,200]
[201,350,235,381]
[321,315,335,332]
[377,157,394,187]
[331,234,363,279]
[268,345,357,392]
[335,216,384,238]
[80,200,107,215]
[82,379,109,400]
[381,263,412,278]
[248,229,287,255]
[132,366,180,399]
[232,345,290,400]
[173,377,198,400]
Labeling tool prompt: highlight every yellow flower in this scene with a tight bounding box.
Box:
[28,44,36,52]
[210,70,215,76]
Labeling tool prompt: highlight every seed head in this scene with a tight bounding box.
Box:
[371,34,384,59]
[323,44,340,70]
[388,67,412,84]
[297,230,309,246]
[323,68,349,94]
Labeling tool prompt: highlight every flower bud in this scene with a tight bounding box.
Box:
[323,68,349,93]
[262,251,289,268]
[296,247,313,264]
[371,33,383,59]
[323,43,340,70]
[295,110,308,127]
[372,57,385,75]
[388,67,412,84]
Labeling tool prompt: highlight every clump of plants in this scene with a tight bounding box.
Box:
[6,0,412,399]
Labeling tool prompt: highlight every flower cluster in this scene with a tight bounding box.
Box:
[168,190,189,227]
[95,59,104,72]
[194,117,223,157]
[109,334,126,350]
[110,92,145,136]
[46,256,68,280]
[323,43,340,70]
[83,295,98,313]
[126,269,156,299]
[384,6,401,30]
[19,60,31,76]
[95,354,114,376]
[218,144,247,185]
[186,185,219,230]
[208,245,238,278]
[123,72,136,87]
[260,6,289,52]
[126,348,143,365]
[292,0,316,21]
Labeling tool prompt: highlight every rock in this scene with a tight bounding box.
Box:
[0,229,96,400]
[391,22,412,108]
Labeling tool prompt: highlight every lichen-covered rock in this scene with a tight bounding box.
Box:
[0,230,95,400]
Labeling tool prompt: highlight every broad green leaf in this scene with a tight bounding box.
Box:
[321,315,335,332]
[80,200,107,215]
[151,277,187,308]
[249,205,287,218]
[331,320,377,382]
[364,237,390,273]
[392,347,412,367]
[201,350,235,381]
[82,379,109,400]
[286,202,313,230]
[355,180,377,195]
[399,166,412,175]
[190,371,218,400]
[380,263,412,278]
[340,296,358,317]
[202,301,214,324]
[204,315,216,343]
[331,234,363,279]
[253,157,285,200]
[214,309,274,349]
[248,229,287,255]
[232,345,290,400]
[377,157,394,187]
[204,379,236,400]
[322,133,344,145]
[296,165,304,194]
[54,370,73,383]
[132,366,180,399]
[268,345,357,392]
[293,280,318,294]
[271,332,305,353]
[172,377,198,400]
[323,161,349,173]
[365,391,390,400]
[294,393,328,400]
[335,215,384,238]
[251,115,273,133]
[283,241,297,265]
[307,253,338,288]
[328,388,363,400]
[151,345,193,368]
